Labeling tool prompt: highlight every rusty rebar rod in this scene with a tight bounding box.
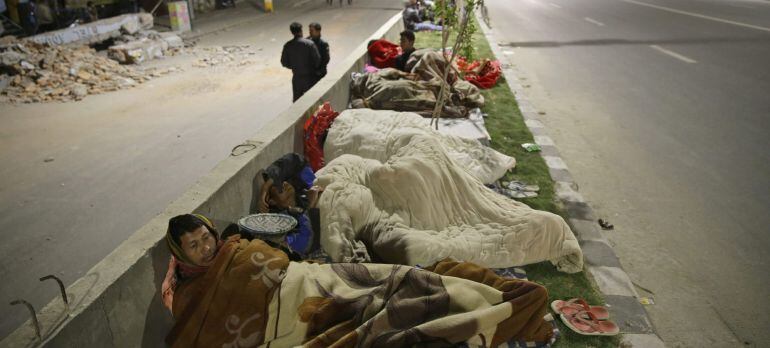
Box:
[10,300,41,341]
[40,275,69,313]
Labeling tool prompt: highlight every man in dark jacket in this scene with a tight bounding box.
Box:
[281,22,322,102]
[308,22,330,84]
[395,30,416,72]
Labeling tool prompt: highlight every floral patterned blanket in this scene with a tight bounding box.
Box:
[166,237,554,347]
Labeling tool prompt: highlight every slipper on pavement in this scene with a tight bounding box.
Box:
[551,298,609,320]
[560,311,619,336]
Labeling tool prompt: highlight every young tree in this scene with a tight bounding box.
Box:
[430,0,479,129]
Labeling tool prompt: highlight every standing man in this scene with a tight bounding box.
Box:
[281,22,321,102]
[395,30,416,72]
[308,22,330,84]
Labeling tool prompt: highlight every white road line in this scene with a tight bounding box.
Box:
[584,17,606,26]
[622,0,770,33]
[293,0,311,7]
[550,3,562,8]
[649,45,698,63]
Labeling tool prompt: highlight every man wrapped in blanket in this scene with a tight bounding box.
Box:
[162,214,555,347]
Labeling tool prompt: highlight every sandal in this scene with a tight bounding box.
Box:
[551,298,609,320]
[560,311,619,336]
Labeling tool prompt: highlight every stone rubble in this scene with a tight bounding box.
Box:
[190,45,259,68]
[0,33,260,103]
[0,38,179,103]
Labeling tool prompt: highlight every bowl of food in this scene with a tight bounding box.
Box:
[238,213,297,243]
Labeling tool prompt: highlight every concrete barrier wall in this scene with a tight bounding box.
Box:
[1,12,404,348]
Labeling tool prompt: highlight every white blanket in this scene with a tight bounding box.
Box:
[316,119,583,273]
[324,109,514,184]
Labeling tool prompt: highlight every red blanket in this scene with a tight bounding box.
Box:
[457,57,502,89]
[368,39,402,69]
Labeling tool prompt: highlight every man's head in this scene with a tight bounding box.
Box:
[400,30,415,50]
[290,22,303,37]
[309,22,321,40]
[168,214,218,267]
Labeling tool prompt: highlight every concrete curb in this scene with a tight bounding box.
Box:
[476,15,666,347]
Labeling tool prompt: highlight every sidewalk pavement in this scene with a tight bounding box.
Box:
[475,13,666,348]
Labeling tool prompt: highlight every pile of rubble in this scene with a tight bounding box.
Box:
[191,45,260,68]
[0,38,153,103]
[108,30,185,64]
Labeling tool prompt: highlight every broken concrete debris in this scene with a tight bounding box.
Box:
[27,13,154,47]
[108,30,184,64]
[0,37,177,103]
[191,45,258,68]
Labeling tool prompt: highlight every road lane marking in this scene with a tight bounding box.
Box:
[649,45,697,63]
[584,17,606,26]
[293,0,311,7]
[622,0,770,33]
[550,3,562,8]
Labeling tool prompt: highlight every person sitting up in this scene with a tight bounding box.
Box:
[162,213,556,347]
[395,29,416,72]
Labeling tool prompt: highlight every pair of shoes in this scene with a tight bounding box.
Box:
[504,180,540,192]
[551,299,619,336]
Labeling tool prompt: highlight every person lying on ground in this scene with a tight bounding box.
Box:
[162,214,556,347]
[316,109,583,272]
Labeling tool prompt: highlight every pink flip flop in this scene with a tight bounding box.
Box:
[560,311,620,336]
[551,298,609,320]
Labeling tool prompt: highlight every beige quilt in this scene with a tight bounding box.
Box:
[324,109,515,185]
[316,122,583,272]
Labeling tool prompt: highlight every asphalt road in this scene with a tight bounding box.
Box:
[0,0,402,339]
[484,0,770,346]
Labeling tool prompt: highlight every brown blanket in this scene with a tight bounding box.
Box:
[351,50,484,119]
[167,237,553,347]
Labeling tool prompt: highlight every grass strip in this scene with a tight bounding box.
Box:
[415,27,620,348]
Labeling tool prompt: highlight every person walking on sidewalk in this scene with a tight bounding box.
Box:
[308,22,330,85]
[281,22,321,102]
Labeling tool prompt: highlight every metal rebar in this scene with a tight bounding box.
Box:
[40,275,69,313]
[10,300,41,341]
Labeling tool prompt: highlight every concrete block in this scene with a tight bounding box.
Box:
[567,218,608,243]
[524,119,544,129]
[543,156,568,170]
[621,334,666,348]
[580,240,622,268]
[587,266,638,297]
[562,200,595,221]
[108,38,169,64]
[554,180,584,202]
[547,168,573,183]
[538,145,560,157]
[159,33,184,49]
[604,295,655,334]
[534,135,554,146]
[27,13,153,46]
